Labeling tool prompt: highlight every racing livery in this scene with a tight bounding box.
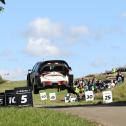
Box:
[27,60,73,94]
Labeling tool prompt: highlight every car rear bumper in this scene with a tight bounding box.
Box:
[38,81,69,89]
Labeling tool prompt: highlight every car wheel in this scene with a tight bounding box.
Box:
[68,74,74,86]
[33,85,39,94]
[33,79,39,94]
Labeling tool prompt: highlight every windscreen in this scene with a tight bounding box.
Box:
[40,64,68,73]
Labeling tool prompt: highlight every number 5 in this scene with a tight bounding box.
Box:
[21,95,27,103]
[0,99,3,104]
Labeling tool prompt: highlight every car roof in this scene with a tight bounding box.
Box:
[37,60,70,67]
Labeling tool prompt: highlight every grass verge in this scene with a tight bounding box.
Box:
[0,107,97,126]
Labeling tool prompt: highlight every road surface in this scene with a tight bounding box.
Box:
[47,103,126,126]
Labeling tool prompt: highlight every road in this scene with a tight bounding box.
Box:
[47,103,126,126]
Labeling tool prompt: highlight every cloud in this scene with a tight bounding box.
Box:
[24,18,66,56]
[26,18,63,38]
[121,12,126,17]
[24,17,119,56]
[70,26,90,36]
[25,38,61,56]
[24,17,126,57]
[0,67,27,81]
[26,18,91,41]
[25,17,92,40]
[90,58,107,68]
[67,25,91,42]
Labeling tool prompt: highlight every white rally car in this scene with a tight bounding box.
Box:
[27,60,74,94]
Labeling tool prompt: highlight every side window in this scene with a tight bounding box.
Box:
[32,63,38,72]
[35,63,41,72]
[32,66,35,72]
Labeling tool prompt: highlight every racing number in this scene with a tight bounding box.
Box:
[105,95,111,100]
[21,95,27,104]
[0,99,3,105]
[41,95,46,99]
[0,93,4,105]
[49,93,56,100]
[15,87,33,106]
[51,96,55,99]
[87,95,93,99]
[9,97,16,104]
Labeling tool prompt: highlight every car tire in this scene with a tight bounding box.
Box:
[68,74,74,86]
[33,85,39,94]
[33,79,39,94]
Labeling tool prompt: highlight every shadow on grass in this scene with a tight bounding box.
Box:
[40,101,126,109]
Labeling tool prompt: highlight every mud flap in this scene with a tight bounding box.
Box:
[68,74,74,86]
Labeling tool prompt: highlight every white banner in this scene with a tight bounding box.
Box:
[85,91,94,101]
[40,92,47,101]
[49,93,56,101]
[103,91,113,103]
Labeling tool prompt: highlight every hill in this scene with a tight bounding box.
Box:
[0,75,6,84]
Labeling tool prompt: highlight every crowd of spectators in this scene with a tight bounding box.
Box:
[73,71,124,98]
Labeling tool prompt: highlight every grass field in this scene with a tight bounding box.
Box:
[0,107,97,126]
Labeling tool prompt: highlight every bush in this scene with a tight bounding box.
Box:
[0,75,3,81]
[0,75,5,84]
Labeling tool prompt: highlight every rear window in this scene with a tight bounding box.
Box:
[41,65,68,73]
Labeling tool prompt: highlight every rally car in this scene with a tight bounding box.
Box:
[27,60,74,94]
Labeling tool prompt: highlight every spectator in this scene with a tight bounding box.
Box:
[78,84,84,99]
[81,78,86,87]
[84,79,89,91]
[98,80,105,91]
[116,71,124,83]
[92,77,97,92]
[112,68,116,74]
[110,79,115,88]
[88,79,93,91]
[74,79,80,87]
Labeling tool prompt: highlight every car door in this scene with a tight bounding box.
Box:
[30,63,39,83]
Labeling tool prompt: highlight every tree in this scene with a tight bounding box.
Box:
[0,0,5,12]
[0,6,4,11]
[0,0,5,4]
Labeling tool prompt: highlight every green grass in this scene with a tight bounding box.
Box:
[112,81,126,101]
[0,76,6,84]
[0,107,97,126]
[0,80,26,92]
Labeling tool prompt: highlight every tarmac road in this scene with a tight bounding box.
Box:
[47,103,126,126]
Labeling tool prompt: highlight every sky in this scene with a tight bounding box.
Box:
[0,0,126,80]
